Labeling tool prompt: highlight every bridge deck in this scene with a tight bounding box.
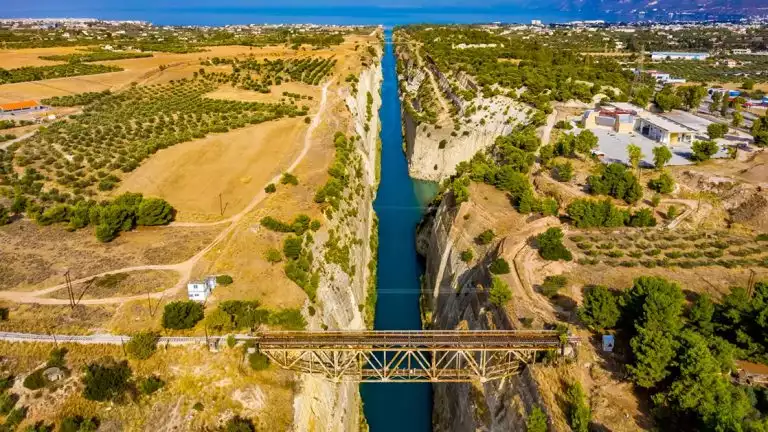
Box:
[252,330,565,350]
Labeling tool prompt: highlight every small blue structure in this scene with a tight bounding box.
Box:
[602,335,615,353]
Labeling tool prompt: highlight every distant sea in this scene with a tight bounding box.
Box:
[1,6,602,26]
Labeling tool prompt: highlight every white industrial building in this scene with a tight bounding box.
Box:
[651,51,709,61]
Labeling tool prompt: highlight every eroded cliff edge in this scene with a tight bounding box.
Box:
[292,49,383,432]
[394,31,529,182]
[416,189,555,431]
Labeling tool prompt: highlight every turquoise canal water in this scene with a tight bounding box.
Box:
[359,30,434,431]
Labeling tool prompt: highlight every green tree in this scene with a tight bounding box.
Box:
[125,331,159,360]
[265,183,276,193]
[732,112,743,128]
[216,275,234,285]
[536,227,572,261]
[283,236,303,259]
[82,359,132,402]
[691,140,719,162]
[578,285,620,331]
[688,294,715,335]
[489,258,511,274]
[489,276,512,307]
[709,92,722,114]
[526,406,548,432]
[553,161,573,182]
[574,130,598,154]
[627,143,643,174]
[707,123,727,140]
[655,87,682,112]
[677,85,707,111]
[743,79,755,90]
[460,249,474,263]
[566,382,591,432]
[652,146,672,169]
[648,171,675,194]
[248,352,270,371]
[162,301,204,330]
[136,198,174,226]
[587,163,642,204]
[265,248,283,264]
[475,229,495,245]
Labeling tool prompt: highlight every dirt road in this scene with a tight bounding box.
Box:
[0,82,331,305]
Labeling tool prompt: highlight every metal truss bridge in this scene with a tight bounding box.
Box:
[252,330,573,383]
[0,330,575,383]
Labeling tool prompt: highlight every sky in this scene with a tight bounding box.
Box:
[1,0,596,25]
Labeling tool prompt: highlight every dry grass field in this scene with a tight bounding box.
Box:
[117,117,309,222]
[0,220,220,292]
[0,342,296,431]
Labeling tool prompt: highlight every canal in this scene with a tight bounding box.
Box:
[359,29,434,432]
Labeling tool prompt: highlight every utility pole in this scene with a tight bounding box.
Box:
[64,270,75,309]
[747,269,757,298]
[219,193,224,216]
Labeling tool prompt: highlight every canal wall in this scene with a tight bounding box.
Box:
[415,192,552,431]
[394,32,527,183]
[292,47,383,432]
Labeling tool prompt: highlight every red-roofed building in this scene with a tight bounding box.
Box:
[0,100,42,113]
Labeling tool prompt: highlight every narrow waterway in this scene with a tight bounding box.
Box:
[360,29,434,431]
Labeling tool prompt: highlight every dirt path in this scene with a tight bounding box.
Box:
[0,82,332,305]
[0,131,35,150]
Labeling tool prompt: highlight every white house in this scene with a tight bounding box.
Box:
[187,276,218,302]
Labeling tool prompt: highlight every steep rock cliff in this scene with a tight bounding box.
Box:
[417,193,553,431]
[395,35,528,182]
[292,56,383,432]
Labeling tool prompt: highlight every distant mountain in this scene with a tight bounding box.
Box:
[547,0,768,19]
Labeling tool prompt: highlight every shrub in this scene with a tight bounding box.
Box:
[628,209,657,227]
[310,220,321,231]
[691,140,719,162]
[125,331,159,360]
[489,276,512,307]
[59,416,98,432]
[587,163,642,204]
[577,285,619,331]
[0,392,18,415]
[280,172,298,185]
[541,275,568,298]
[224,416,256,432]
[139,376,164,395]
[82,359,132,402]
[283,236,303,260]
[216,275,234,285]
[536,228,572,261]
[648,172,675,194]
[136,198,174,226]
[460,249,474,263]
[567,382,591,432]
[248,352,270,370]
[23,369,46,390]
[162,301,204,329]
[265,248,283,264]
[526,406,548,432]
[707,122,728,139]
[0,307,8,321]
[667,205,679,219]
[476,229,496,245]
[265,183,277,193]
[192,402,204,411]
[489,258,511,274]
[226,335,237,348]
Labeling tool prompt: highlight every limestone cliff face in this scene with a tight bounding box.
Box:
[417,194,551,431]
[395,37,528,182]
[292,56,383,432]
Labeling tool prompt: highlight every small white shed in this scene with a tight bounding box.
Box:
[187,276,217,302]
